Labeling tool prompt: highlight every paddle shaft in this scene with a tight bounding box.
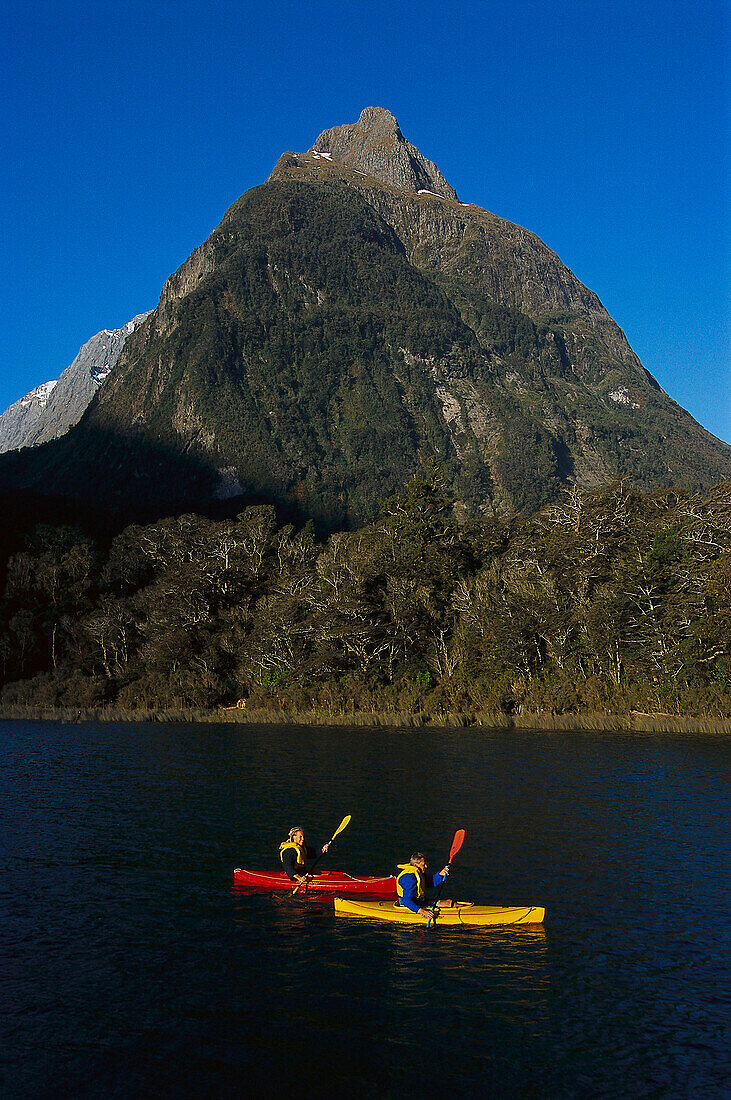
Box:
[430,829,465,923]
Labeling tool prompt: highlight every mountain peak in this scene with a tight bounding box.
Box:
[308,106,458,200]
[353,106,401,135]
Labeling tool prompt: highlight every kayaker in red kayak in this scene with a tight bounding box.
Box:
[396,852,450,921]
[279,826,331,883]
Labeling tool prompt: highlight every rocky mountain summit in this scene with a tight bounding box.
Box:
[1,108,728,532]
[308,106,458,199]
[0,313,150,454]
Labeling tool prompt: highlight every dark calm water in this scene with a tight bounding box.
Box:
[1,721,729,1099]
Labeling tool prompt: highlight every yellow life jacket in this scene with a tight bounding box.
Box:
[396,863,425,901]
[279,841,306,868]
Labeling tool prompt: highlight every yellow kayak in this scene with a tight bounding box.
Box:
[333,898,546,925]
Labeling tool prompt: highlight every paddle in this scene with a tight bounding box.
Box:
[291,814,351,896]
[428,828,466,926]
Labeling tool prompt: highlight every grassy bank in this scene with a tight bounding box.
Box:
[0,704,729,735]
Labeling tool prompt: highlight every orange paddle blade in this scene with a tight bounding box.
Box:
[449,829,466,863]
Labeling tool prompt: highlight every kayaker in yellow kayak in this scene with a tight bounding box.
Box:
[279,826,331,883]
[396,852,450,921]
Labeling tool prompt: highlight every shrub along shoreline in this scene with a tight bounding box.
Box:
[0,704,728,735]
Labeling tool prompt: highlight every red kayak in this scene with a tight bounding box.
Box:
[233,868,397,894]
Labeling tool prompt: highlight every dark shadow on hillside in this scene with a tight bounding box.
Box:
[0,421,313,557]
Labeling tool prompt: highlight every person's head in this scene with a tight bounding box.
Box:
[410,852,427,871]
[289,827,305,846]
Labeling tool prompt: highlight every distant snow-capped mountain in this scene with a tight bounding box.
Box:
[0,313,150,454]
[0,381,58,454]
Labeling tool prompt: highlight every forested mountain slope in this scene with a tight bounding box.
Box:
[1,108,728,534]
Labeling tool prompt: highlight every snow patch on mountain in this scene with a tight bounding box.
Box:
[21,380,57,408]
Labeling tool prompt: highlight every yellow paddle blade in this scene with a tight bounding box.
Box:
[331,814,351,841]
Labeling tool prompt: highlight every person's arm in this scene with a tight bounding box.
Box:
[426,866,450,888]
[399,873,421,912]
[304,842,330,862]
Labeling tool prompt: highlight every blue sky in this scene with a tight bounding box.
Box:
[2,0,729,443]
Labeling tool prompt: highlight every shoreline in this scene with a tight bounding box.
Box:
[0,705,728,735]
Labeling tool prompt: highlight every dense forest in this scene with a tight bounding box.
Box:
[1,477,728,723]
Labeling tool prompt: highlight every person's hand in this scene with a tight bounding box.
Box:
[440,865,450,877]
[418,907,433,921]
[322,842,330,852]
[295,875,306,883]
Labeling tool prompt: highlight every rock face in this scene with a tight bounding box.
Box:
[0,314,150,454]
[0,107,728,532]
[309,106,458,200]
[0,381,58,454]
